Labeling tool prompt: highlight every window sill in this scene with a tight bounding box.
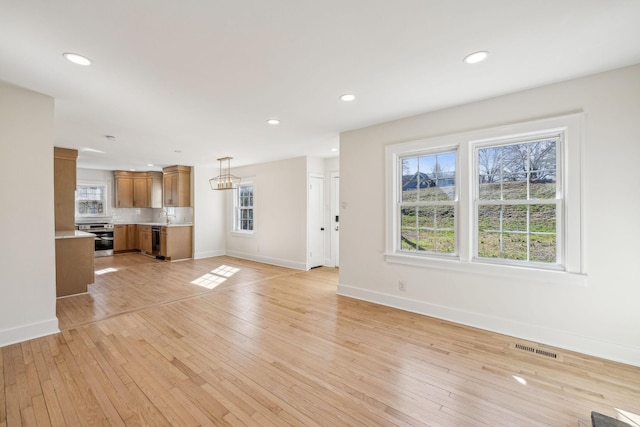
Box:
[231,230,255,238]
[384,252,587,287]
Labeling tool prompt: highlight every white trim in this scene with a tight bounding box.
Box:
[337,283,639,368]
[0,317,59,348]
[225,250,307,270]
[193,250,226,259]
[385,113,584,277]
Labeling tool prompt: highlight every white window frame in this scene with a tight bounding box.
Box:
[75,180,111,218]
[472,132,563,268]
[233,180,255,234]
[398,148,459,257]
[385,113,585,286]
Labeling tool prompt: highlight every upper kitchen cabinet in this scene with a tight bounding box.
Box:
[54,147,78,231]
[114,171,163,208]
[163,165,191,207]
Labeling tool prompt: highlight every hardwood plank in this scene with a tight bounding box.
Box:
[1,252,636,426]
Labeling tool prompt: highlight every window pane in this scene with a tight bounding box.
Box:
[417,206,434,228]
[435,206,454,229]
[530,204,555,233]
[478,232,500,258]
[434,230,455,253]
[502,205,527,232]
[401,229,419,250]
[530,171,556,199]
[401,207,417,227]
[502,174,527,200]
[530,234,556,263]
[417,230,434,252]
[502,233,528,260]
[401,157,418,202]
[478,205,501,231]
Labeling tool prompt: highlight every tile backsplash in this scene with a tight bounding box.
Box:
[112,207,193,224]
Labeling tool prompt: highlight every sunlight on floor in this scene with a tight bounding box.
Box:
[190,265,240,289]
[95,267,118,275]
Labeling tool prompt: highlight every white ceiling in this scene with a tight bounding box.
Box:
[1,1,640,171]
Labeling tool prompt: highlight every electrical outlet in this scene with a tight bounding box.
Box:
[398,280,406,291]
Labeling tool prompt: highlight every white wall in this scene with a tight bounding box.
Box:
[338,64,640,367]
[225,157,308,269]
[193,165,226,259]
[0,81,59,346]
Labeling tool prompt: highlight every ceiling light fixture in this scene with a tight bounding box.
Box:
[463,51,489,64]
[266,119,280,125]
[340,94,356,102]
[331,148,338,152]
[147,163,154,167]
[210,157,241,190]
[63,52,92,66]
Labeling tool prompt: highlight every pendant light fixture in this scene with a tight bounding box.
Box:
[210,157,241,190]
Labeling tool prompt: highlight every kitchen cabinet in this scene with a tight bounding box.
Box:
[127,224,138,249]
[160,226,192,260]
[54,147,78,231]
[114,171,163,208]
[114,171,134,208]
[146,172,163,208]
[163,165,191,207]
[114,224,139,252]
[138,225,152,254]
[133,176,148,208]
[113,224,127,251]
[55,233,95,297]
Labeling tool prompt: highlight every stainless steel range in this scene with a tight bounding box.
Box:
[77,222,114,257]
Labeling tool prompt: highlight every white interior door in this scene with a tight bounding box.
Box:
[331,173,340,267]
[308,175,324,269]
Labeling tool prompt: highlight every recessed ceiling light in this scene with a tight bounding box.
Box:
[340,94,356,102]
[331,148,338,152]
[63,52,92,66]
[147,163,154,167]
[266,119,280,125]
[463,51,489,64]
[129,169,136,171]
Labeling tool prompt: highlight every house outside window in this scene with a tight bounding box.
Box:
[235,182,254,232]
[385,114,584,284]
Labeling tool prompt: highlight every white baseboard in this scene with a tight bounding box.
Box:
[225,250,307,270]
[0,318,59,348]
[337,284,640,368]
[193,249,226,260]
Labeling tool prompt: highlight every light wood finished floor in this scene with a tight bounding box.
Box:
[2,254,639,426]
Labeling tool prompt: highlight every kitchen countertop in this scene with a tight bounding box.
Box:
[116,222,193,227]
[55,230,96,239]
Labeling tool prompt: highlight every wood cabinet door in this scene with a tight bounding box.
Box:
[160,228,168,257]
[127,224,138,249]
[133,177,148,208]
[164,173,177,206]
[116,176,133,208]
[113,225,127,251]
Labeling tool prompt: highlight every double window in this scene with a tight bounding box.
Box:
[386,114,583,279]
[235,182,254,232]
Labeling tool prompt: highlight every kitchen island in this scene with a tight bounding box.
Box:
[55,230,95,297]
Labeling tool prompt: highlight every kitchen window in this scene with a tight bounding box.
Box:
[235,182,254,232]
[76,182,110,218]
[385,114,584,284]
